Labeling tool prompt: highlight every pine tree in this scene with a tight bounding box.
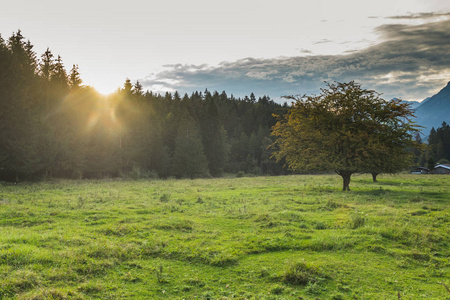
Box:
[425,122,450,166]
[1,31,43,181]
[200,95,229,176]
[133,80,143,95]
[172,112,208,178]
[52,55,69,90]
[68,64,82,89]
[40,48,54,81]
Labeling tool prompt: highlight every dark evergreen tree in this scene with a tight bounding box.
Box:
[172,112,208,178]
[52,56,69,90]
[199,94,229,176]
[0,34,11,168]
[1,31,42,181]
[68,64,82,89]
[133,80,143,95]
[424,122,450,168]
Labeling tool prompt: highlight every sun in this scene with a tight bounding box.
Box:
[86,94,122,132]
[88,78,120,96]
[93,86,116,97]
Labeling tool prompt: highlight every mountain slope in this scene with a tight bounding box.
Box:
[414,81,450,135]
[399,99,421,109]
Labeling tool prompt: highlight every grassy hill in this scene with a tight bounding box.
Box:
[0,175,448,299]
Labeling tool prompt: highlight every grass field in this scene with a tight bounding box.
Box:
[0,174,449,299]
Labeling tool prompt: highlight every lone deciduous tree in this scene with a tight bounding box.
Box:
[272,81,419,191]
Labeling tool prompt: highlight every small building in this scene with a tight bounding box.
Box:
[431,164,450,174]
[410,167,430,174]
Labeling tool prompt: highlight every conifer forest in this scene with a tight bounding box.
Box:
[0,31,288,181]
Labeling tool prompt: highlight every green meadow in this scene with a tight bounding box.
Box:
[0,174,449,299]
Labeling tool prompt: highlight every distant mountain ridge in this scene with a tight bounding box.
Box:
[413,81,450,136]
[398,98,421,109]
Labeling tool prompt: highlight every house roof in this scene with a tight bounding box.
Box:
[434,164,450,170]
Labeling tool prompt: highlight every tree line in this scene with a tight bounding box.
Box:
[418,122,450,169]
[0,31,288,181]
[1,31,428,185]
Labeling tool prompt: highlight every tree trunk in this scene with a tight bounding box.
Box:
[338,171,352,191]
[371,172,378,182]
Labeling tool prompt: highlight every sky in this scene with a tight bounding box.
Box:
[1,0,449,102]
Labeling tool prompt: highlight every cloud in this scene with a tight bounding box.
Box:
[386,12,450,19]
[313,39,333,45]
[140,16,450,102]
[298,48,313,54]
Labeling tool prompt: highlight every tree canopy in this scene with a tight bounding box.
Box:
[272,81,419,190]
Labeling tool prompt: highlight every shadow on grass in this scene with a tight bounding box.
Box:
[354,178,444,187]
[352,188,448,202]
[291,182,447,202]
